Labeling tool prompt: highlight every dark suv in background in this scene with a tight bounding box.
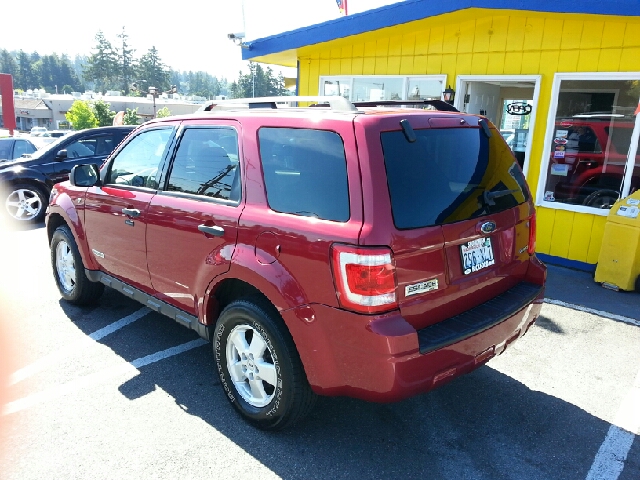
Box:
[0,125,134,222]
[46,97,545,430]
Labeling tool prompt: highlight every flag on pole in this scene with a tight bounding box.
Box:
[336,0,348,15]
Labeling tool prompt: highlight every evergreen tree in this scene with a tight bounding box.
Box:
[116,27,136,95]
[84,31,118,93]
[122,108,139,125]
[0,50,18,78]
[136,46,169,93]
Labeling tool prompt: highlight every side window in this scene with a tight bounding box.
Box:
[166,127,240,202]
[107,128,173,188]
[258,127,349,222]
[13,140,34,158]
[65,137,99,158]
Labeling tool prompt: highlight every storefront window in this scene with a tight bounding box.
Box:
[542,78,640,210]
[352,77,404,101]
[322,79,350,99]
[407,78,442,100]
[319,75,446,103]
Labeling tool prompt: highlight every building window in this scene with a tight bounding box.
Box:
[319,75,446,103]
[539,74,640,213]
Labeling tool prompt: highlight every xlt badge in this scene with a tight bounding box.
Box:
[405,279,438,297]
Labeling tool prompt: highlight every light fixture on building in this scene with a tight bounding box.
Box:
[443,85,455,105]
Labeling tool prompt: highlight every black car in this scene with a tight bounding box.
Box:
[0,126,135,222]
[0,137,38,162]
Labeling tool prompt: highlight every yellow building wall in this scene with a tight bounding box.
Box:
[294,9,640,265]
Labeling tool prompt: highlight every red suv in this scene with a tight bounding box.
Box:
[45,97,546,430]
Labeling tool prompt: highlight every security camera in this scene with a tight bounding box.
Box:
[227,32,245,40]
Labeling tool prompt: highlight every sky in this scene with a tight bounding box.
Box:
[0,0,400,81]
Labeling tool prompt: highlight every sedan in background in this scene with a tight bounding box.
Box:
[0,138,38,162]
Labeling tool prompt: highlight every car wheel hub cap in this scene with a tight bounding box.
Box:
[226,325,278,408]
[55,240,76,293]
[5,189,42,221]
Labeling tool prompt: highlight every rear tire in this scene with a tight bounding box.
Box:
[214,298,316,430]
[51,225,104,305]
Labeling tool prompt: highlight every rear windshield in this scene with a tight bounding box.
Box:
[381,126,529,229]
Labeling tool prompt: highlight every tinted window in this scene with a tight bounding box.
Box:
[167,127,240,202]
[381,127,528,229]
[107,128,173,188]
[259,128,349,222]
[14,140,36,157]
[0,141,13,160]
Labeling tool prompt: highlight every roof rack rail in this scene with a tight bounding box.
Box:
[350,100,459,112]
[200,95,358,113]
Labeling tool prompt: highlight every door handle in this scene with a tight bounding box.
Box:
[198,224,225,237]
[122,208,141,217]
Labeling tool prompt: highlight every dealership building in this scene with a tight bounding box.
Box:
[242,0,640,271]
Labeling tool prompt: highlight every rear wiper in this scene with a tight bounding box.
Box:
[483,188,519,205]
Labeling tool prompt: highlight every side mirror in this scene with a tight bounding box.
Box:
[70,164,101,187]
[55,149,68,160]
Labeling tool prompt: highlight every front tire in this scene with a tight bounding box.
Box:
[214,298,316,430]
[51,225,104,305]
[3,183,47,222]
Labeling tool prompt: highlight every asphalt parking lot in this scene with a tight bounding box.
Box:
[1,219,639,480]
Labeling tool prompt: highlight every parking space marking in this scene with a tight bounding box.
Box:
[9,308,151,385]
[545,299,640,327]
[3,338,207,416]
[585,365,640,480]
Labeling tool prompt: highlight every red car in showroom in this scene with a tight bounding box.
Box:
[45,96,546,430]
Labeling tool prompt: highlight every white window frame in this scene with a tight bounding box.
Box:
[318,75,447,102]
[537,72,640,216]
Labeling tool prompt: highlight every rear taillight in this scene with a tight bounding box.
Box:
[331,244,398,314]
[527,212,537,255]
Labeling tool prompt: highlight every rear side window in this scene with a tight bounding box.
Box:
[258,128,349,222]
[381,126,529,229]
[167,127,240,202]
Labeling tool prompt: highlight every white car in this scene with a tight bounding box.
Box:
[30,126,48,137]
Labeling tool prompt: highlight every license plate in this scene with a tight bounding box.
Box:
[461,238,495,275]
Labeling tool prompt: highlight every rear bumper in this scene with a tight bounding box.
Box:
[283,280,544,403]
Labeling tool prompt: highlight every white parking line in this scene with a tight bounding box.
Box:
[585,366,640,480]
[545,299,640,327]
[2,338,207,416]
[9,308,151,385]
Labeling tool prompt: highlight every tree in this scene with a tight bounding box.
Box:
[0,50,17,78]
[66,100,98,130]
[84,31,118,93]
[156,107,171,118]
[122,108,139,125]
[230,63,289,99]
[137,46,169,93]
[116,27,136,95]
[92,100,116,127]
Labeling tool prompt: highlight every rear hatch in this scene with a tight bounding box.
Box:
[370,114,534,330]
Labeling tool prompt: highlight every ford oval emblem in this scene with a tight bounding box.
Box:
[480,221,496,234]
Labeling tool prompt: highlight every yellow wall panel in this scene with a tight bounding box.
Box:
[536,208,556,254]
[489,16,510,52]
[586,216,607,264]
[470,53,489,75]
[389,35,403,56]
[503,51,523,75]
[415,31,430,56]
[541,18,564,51]
[341,45,353,59]
[319,58,330,75]
[557,50,580,72]
[619,47,640,71]
[364,40,377,57]
[329,58,341,75]
[428,26,445,54]
[580,21,604,50]
[402,33,416,57]
[387,56,401,75]
[362,57,375,75]
[539,50,560,73]
[567,214,595,262]
[413,55,428,74]
[376,38,389,57]
[340,58,352,75]
[597,48,622,71]
[560,20,584,50]
[352,43,364,58]
[457,20,476,53]
[549,210,575,258]
[577,49,601,72]
[443,24,460,54]
[474,17,493,52]
[399,56,414,74]
[506,16,526,52]
[299,60,311,96]
[522,17,545,51]
[602,22,627,48]
[351,57,364,75]
[330,48,342,59]
[426,54,442,74]
[456,53,472,75]
[441,54,458,79]
[374,56,389,74]
[319,49,330,60]
[520,51,541,74]
[623,21,640,46]
[486,52,506,74]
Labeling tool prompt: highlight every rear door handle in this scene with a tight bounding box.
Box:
[122,208,141,217]
[198,224,225,237]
